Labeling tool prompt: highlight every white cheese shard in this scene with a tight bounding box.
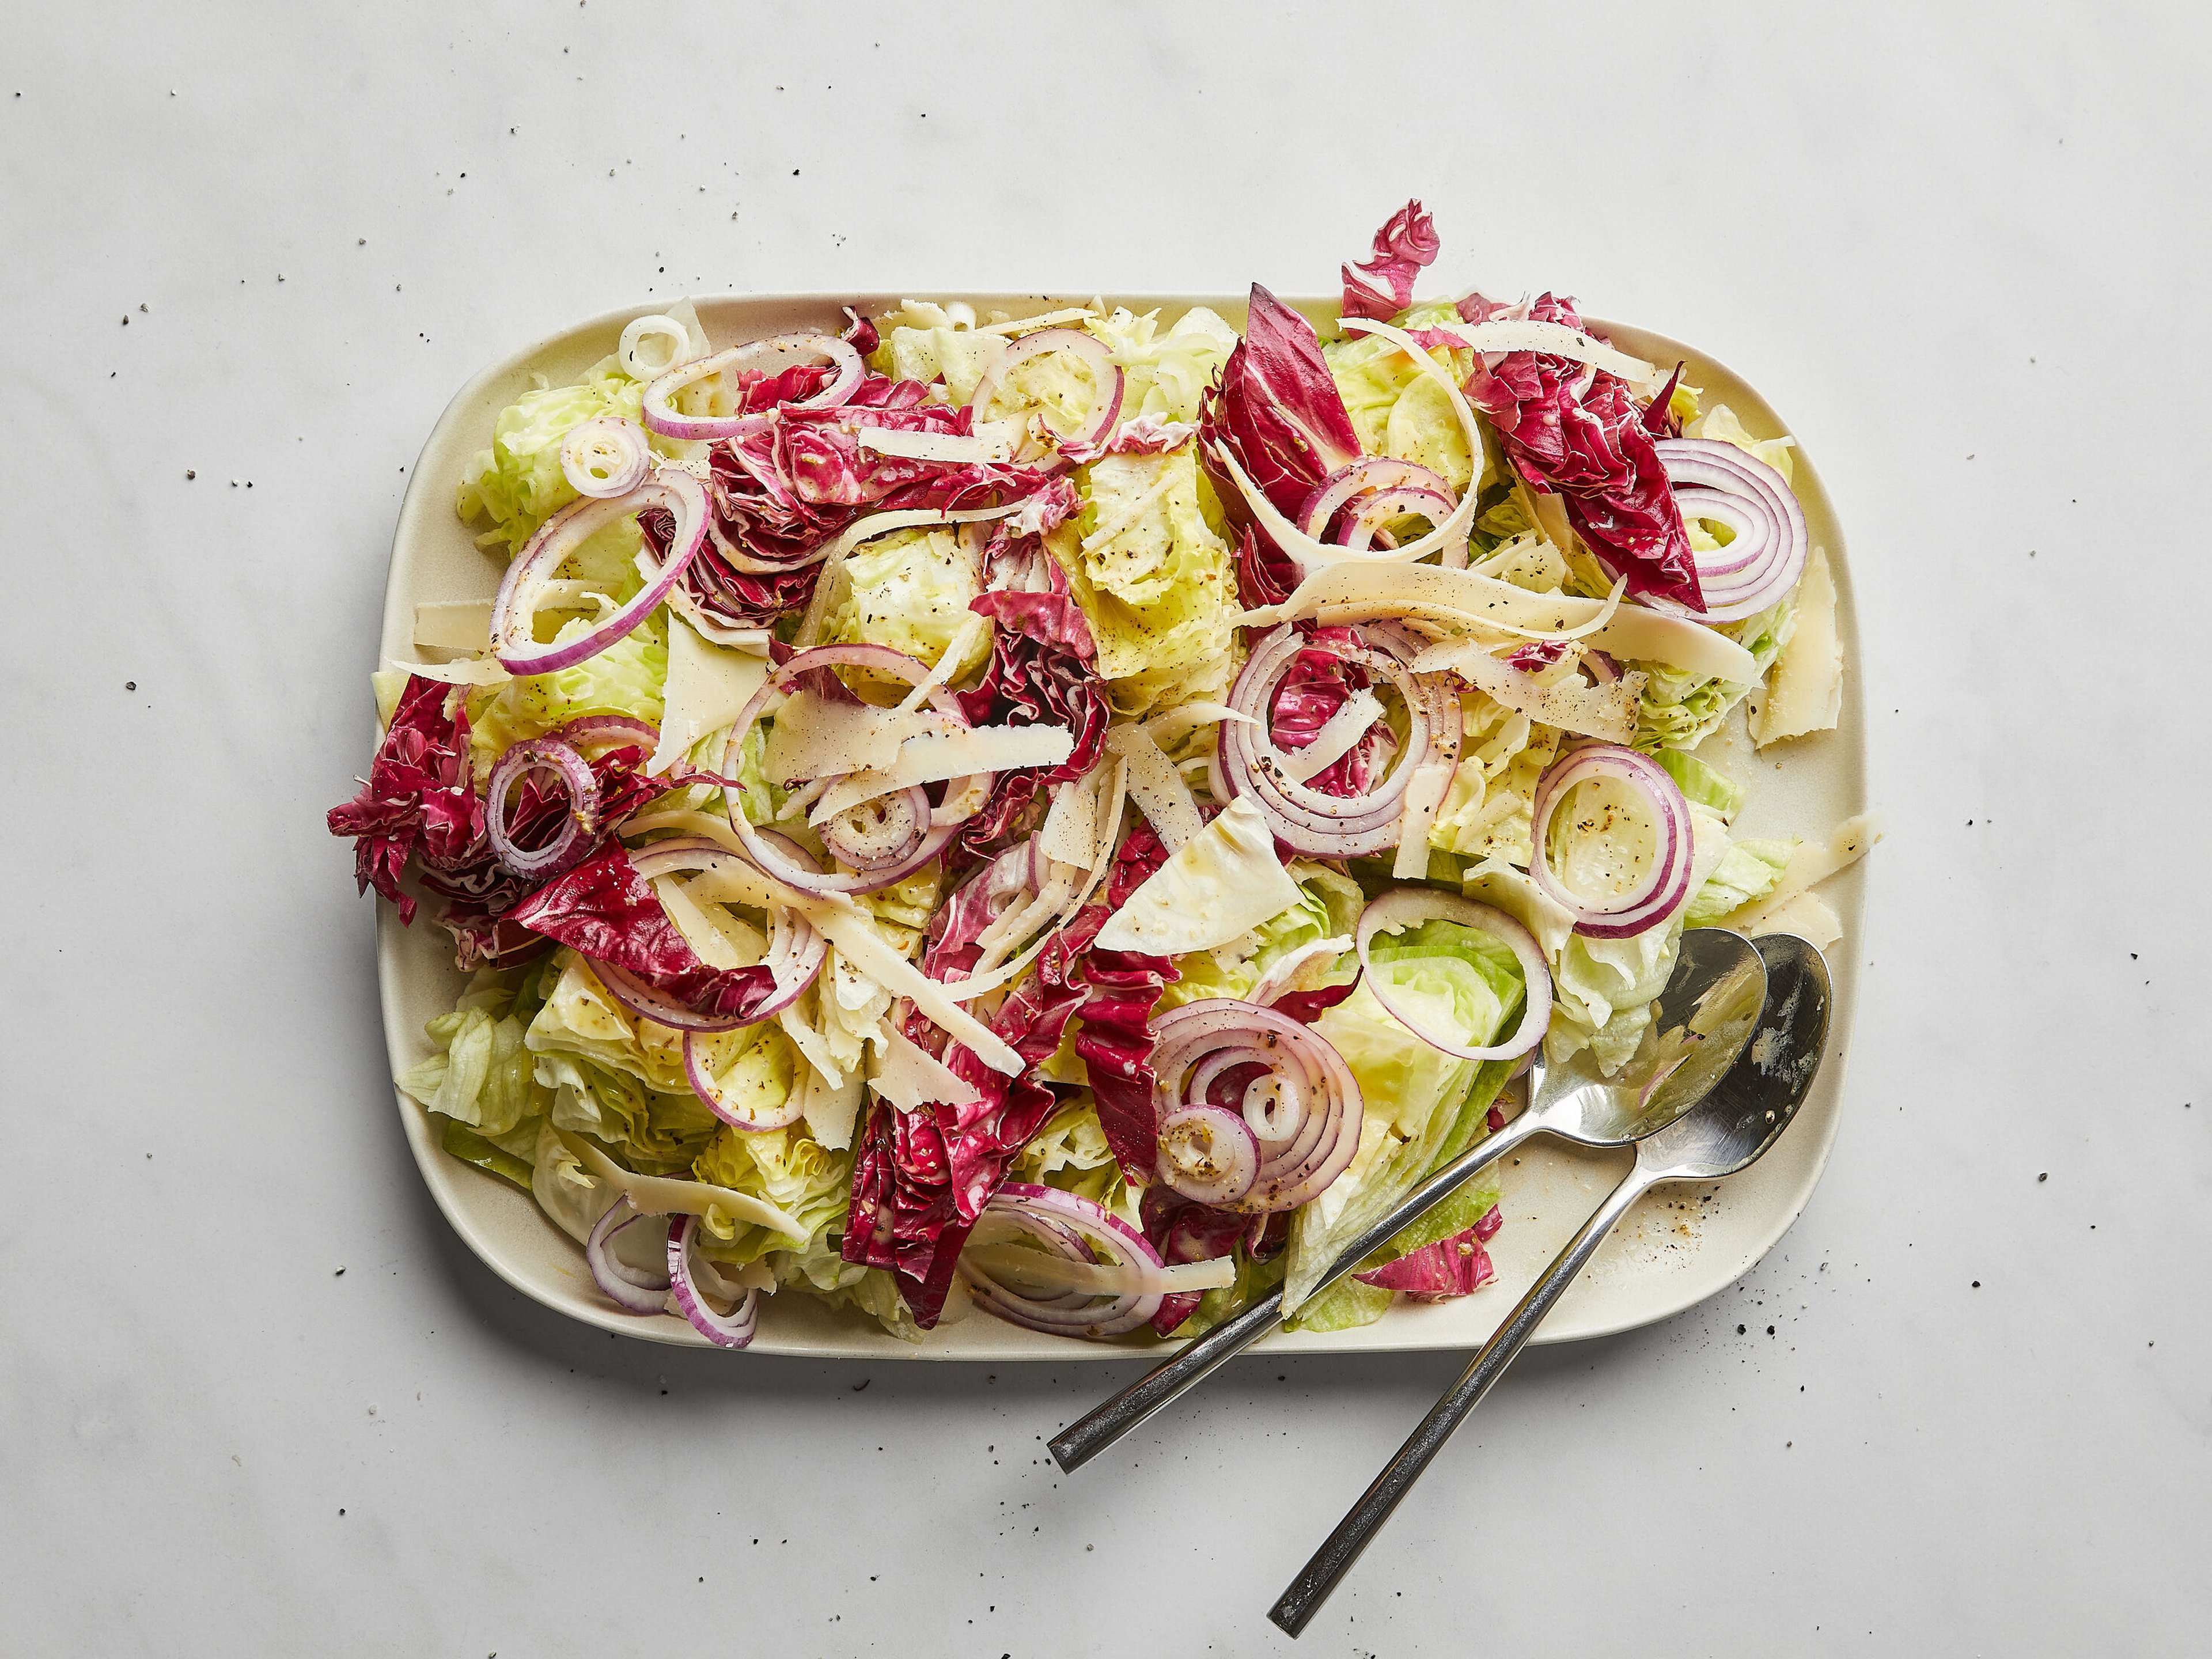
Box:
[803,898,1024,1075]
[1392,760,1456,880]
[1279,688,1385,783]
[870,1027,984,1113]
[1749,890,1842,952]
[1105,722,1203,851]
[1413,638,1646,744]
[762,692,926,786]
[857,426,1016,465]
[812,724,1075,824]
[1246,562,1758,683]
[1037,773,1102,872]
[1427,318,1659,389]
[551,1128,808,1238]
[381,654,510,687]
[1749,546,1843,747]
[413,599,494,652]
[649,615,772,776]
[1726,812,1881,934]
[1094,796,1303,956]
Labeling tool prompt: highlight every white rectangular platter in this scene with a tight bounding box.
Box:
[376,291,1867,1359]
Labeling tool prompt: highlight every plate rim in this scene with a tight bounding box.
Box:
[373,290,1868,1359]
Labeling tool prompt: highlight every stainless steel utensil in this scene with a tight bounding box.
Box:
[1267,933,1832,1637]
[1048,928,1768,1475]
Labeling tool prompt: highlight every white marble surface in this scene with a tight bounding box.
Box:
[6,3,2206,1653]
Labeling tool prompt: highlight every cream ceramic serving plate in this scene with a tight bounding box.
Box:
[375,292,1867,1359]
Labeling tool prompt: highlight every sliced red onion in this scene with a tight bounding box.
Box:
[552,714,661,755]
[560,415,652,498]
[667,1214,759,1349]
[619,314,696,382]
[681,1028,810,1131]
[957,1183,1166,1339]
[486,737,600,878]
[1156,1105,1260,1206]
[1150,1000,1363,1214]
[968,328,1124,459]
[1528,741,1695,939]
[1217,621,1459,858]
[1343,486,1458,554]
[1354,889,1552,1062]
[586,1198,673,1314]
[718,644,982,897]
[1581,648,1622,684]
[1297,457,1456,542]
[491,471,708,675]
[1646,438,1808,623]
[816,784,930,872]
[586,961,754,1033]
[641,333,862,441]
[627,834,828,1021]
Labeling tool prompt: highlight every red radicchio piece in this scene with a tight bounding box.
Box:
[1460,290,1702,611]
[1266,982,1359,1025]
[1197,285,1363,548]
[508,844,778,1020]
[1140,1187,1250,1335]
[1505,636,1573,672]
[1267,626,1395,798]
[1340,199,1441,322]
[326,676,484,925]
[1354,1212,1499,1301]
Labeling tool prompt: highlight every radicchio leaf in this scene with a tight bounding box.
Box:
[1460,290,1701,610]
[1340,199,1441,322]
[1198,285,1362,534]
[508,844,778,1020]
[1267,626,1395,798]
[326,676,483,925]
[1353,1212,1498,1301]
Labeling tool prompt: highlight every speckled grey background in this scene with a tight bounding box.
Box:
[5,3,2206,1654]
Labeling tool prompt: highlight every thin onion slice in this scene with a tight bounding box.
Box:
[1354,890,1552,1062]
[1642,438,1809,623]
[957,1184,1168,1340]
[642,332,862,441]
[1297,456,1457,542]
[585,1198,673,1314]
[968,327,1124,460]
[491,471,709,675]
[619,314,696,382]
[667,1214,759,1350]
[1156,1105,1260,1206]
[628,835,828,1024]
[486,736,600,878]
[560,415,652,498]
[1150,1001,1363,1214]
[1528,742,1696,939]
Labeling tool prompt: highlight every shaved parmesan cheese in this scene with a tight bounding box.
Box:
[1140,700,1259,749]
[1279,688,1385,783]
[649,615,771,776]
[382,654,511,688]
[1428,318,1658,389]
[1244,562,1758,683]
[413,599,494,652]
[857,426,1015,465]
[1038,770,1103,871]
[1749,546,1842,747]
[1414,638,1646,744]
[1095,796,1302,956]
[812,724,1075,824]
[1105,723,1203,851]
[552,1128,808,1238]
[803,897,1023,1075]
[871,1027,984,1113]
[763,692,927,786]
[1748,889,1842,952]
[650,874,764,970]
[800,1064,863,1152]
[974,305,1101,335]
[1726,812,1881,934]
[897,612,989,713]
[1392,760,1455,880]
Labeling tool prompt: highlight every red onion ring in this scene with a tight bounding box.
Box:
[1150,1000,1363,1214]
[641,332,862,441]
[1217,621,1457,858]
[1528,741,1695,939]
[968,328,1124,460]
[957,1183,1168,1339]
[1645,438,1808,623]
[1156,1104,1260,1206]
[586,1198,673,1313]
[816,784,930,872]
[718,644,985,897]
[552,714,660,755]
[682,1028,810,1132]
[667,1214,758,1349]
[485,737,600,878]
[1353,889,1552,1062]
[560,415,652,499]
[1297,457,1457,544]
[618,314,695,382]
[1343,486,1457,554]
[491,471,708,675]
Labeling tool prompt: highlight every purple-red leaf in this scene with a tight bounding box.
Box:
[1198,285,1362,528]
[1354,1217,1497,1301]
[1341,199,1441,321]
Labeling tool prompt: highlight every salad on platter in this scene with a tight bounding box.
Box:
[331,202,1874,1350]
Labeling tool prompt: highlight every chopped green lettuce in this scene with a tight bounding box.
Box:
[466,613,667,777]
[1634,597,1794,753]
[1323,300,1480,493]
[829,525,992,681]
[1685,836,1796,926]
[691,1117,851,1268]
[1091,305,1240,423]
[1656,748,1748,823]
[456,358,648,553]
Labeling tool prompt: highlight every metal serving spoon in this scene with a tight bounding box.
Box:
[1267,933,1832,1637]
[1049,927,1768,1475]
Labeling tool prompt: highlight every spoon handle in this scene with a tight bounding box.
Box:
[1048,1111,1546,1475]
[1268,1165,1654,1638]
